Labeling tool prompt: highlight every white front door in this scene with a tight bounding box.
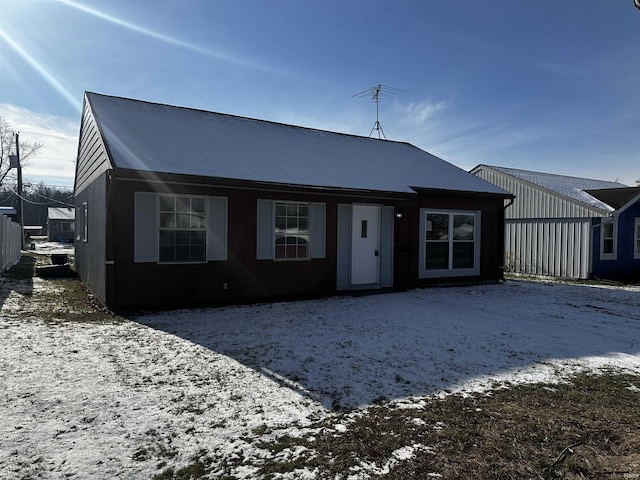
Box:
[351,204,380,285]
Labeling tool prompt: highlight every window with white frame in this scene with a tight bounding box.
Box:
[256,199,325,261]
[76,202,88,242]
[600,217,616,260]
[635,218,640,259]
[274,202,310,259]
[419,209,480,278]
[158,195,207,263]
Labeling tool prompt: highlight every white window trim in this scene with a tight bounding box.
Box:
[81,202,88,243]
[634,217,640,260]
[418,209,481,279]
[157,194,208,265]
[600,216,617,261]
[273,200,311,261]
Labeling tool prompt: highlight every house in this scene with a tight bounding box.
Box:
[0,206,17,223]
[74,92,512,309]
[47,207,75,242]
[471,165,640,281]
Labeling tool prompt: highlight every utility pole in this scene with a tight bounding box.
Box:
[14,133,24,249]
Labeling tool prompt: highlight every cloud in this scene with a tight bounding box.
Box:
[402,100,449,127]
[0,104,77,187]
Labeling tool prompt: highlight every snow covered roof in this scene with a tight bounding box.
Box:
[48,207,74,221]
[86,92,509,196]
[483,165,628,212]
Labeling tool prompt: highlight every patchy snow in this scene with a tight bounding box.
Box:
[1,279,639,478]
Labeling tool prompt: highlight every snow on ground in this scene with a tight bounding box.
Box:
[1,279,639,479]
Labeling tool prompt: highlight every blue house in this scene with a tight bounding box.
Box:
[586,187,640,281]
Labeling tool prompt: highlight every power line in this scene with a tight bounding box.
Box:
[3,185,75,207]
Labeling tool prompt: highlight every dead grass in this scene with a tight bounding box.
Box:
[256,372,640,479]
[1,252,120,323]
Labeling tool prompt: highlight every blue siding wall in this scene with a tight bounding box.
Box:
[592,201,640,281]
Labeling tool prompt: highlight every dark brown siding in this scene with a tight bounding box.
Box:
[107,177,377,308]
[98,172,507,309]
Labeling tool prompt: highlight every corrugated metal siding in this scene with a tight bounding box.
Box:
[474,168,605,219]
[505,219,592,278]
[473,166,600,279]
[74,173,107,303]
[75,96,111,195]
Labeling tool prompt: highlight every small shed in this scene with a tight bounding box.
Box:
[471,165,640,281]
[47,207,75,242]
[0,206,17,222]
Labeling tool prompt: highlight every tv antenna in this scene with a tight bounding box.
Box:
[353,84,403,139]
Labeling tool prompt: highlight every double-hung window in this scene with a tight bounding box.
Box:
[256,199,325,261]
[135,192,227,264]
[274,202,310,259]
[600,217,616,260]
[158,195,207,263]
[419,209,480,278]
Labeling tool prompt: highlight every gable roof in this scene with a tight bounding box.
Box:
[48,207,75,221]
[84,92,509,196]
[476,165,628,212]
[586,187,640,213]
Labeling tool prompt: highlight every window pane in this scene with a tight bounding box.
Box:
[603,239,614,255]
[275,245,286,259]
[191,212,206,229]
[298,206,309,218]
[298,217,308,231]
[159,196,174,212]
[287,204,297,216]
[286,216,298,230]
[453,215,474,240]
[176,213,191,228]
[191,198,205,213]
[426,242,449,270]
[453,243,474,269]
[603,221,613,238]
[298,244,308,258]
[275,216,286,232]
[275,204,286,216]
[176,197,190,212]
[427,214,448,241]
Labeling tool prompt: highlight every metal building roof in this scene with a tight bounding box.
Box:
[481,165,628,212]
[48,207,75,221]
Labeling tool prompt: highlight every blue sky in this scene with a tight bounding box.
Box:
[0,0,639,188]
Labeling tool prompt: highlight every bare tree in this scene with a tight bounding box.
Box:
[0,116,43,185]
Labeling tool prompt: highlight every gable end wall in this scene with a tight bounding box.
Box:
[75,96,112,195]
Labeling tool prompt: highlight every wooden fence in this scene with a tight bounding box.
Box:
[0,215,22,273]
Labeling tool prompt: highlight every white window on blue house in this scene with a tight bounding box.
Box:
[419,209,481,278]
[134,192,227,264]
[600,217,617,260]
[634,218,640,260]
